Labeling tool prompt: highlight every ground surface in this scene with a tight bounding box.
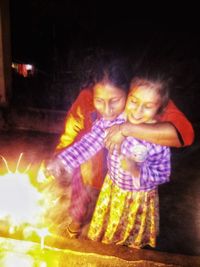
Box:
[0,128,200,264]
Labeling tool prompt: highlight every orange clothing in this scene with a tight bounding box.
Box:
[56,88,194,189]
[56,89,95,148]
[159,100,194,146]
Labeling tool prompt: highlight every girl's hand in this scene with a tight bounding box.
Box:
[104,124,126,154]
[45,157,72,187]
[45,157,67,179]
[120,155,141,188]
[120,155,138,173]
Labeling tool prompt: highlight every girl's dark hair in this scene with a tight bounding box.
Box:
[130,73,171,114]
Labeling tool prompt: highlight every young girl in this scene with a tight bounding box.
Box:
[87,76,171,248]
[48,74,171,248]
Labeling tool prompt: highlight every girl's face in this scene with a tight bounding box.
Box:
[93,82,127,120]
[125,85,162,124]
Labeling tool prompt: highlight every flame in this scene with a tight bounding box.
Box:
[0,154,44,229]
[0,152,73,267]
[0,153,69,252]
[0,252,35,267]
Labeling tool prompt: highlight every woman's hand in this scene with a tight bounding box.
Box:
[104,124,126,154]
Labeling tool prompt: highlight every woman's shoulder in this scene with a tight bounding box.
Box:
[69,87,94,113]
[78,87,93,98]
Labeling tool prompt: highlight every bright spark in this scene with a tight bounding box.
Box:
[0,154,43,226]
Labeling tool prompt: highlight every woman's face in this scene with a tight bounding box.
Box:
[125,85,162,124]
[93,82,127,120]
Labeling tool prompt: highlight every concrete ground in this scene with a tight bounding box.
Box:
[0,128,200,266]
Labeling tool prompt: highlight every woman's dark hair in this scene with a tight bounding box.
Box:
[78,49,132,94]
[130,73,171,114]
[91,55,132,94]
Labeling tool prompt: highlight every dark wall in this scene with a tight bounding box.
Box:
[11,32,200,125]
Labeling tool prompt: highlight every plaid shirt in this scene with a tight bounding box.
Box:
[58,114,171,191]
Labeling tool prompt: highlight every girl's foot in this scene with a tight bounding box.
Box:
[65,221,81,239]
[65,226,80,238]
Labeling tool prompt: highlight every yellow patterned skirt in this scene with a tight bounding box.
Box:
[87,174,159,248]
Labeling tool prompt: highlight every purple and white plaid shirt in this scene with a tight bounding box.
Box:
[58,114,171,191]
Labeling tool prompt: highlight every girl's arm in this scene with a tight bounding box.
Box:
[139,144,171,188]
[120,156,141,189]
[57,121,105,173]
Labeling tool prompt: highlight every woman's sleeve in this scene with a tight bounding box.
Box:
[160,100,194,146]
[56,89,94,150]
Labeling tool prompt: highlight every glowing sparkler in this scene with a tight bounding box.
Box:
[0,152,68,260]
[36,227,49,250]
[23,226,50,250]
[0,153,44,231]
[0,153,67,266]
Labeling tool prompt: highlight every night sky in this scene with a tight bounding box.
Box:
[10,1,200,62]
[9,1,200,122]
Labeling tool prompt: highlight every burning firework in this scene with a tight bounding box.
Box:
[0,154,44,226]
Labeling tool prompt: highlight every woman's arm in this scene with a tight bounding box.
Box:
[104,122,180,154]
[104,100,194,154]
[121,121,180,146]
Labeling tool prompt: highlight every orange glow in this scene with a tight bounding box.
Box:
[0,152,71,266]
[0,154,44,226]
[0,154,53,243]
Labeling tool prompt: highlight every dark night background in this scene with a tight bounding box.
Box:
[9,1,200,124]
[5,0,200,258]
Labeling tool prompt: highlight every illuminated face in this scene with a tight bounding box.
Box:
[93,82,127,120]
[125,85,162,124]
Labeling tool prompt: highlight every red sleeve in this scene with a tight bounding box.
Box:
[56,88,95,149]
[68,88,94,124]
[159,100,195,146]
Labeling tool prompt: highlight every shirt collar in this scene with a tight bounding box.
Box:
[102,112,126,128]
